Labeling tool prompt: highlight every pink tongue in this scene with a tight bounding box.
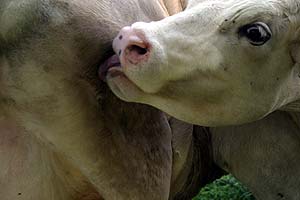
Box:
[98,54,121,81]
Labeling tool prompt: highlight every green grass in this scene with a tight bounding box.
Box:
[193,175,256,200]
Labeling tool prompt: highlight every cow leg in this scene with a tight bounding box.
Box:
[212,111,300,200]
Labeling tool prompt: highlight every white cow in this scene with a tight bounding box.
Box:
[107,0,300,126]
[100,2,300,199]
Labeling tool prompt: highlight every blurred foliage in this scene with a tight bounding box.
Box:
[193,175,256,200]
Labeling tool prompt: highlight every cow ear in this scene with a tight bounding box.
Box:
[163,0,185,15]
[180,0,188,10]
[291,42,300,64]
[291,25,300,64]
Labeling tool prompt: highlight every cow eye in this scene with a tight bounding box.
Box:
[239,22,272,46]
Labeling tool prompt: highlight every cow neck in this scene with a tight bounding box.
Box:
[171,126,224,200]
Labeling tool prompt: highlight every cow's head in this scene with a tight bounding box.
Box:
[106,0,300,126]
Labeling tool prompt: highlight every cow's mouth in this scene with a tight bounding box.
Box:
[98,54,148,102]
[98,54,121,82]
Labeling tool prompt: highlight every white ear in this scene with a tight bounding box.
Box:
[291,25,300,64]
[279,43,300,113]
[291,42,300,64]
[163,0,185,15]
[180,0,188,10]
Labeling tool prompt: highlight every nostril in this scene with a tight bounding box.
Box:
[124,43,150,65]
[128,45,148,55]
[114,27,151,65]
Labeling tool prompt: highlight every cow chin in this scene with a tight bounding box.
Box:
[106,67,150,103]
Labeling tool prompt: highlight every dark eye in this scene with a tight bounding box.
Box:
[239,22,272,46]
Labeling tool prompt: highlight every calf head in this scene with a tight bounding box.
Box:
[107,0,300,126]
